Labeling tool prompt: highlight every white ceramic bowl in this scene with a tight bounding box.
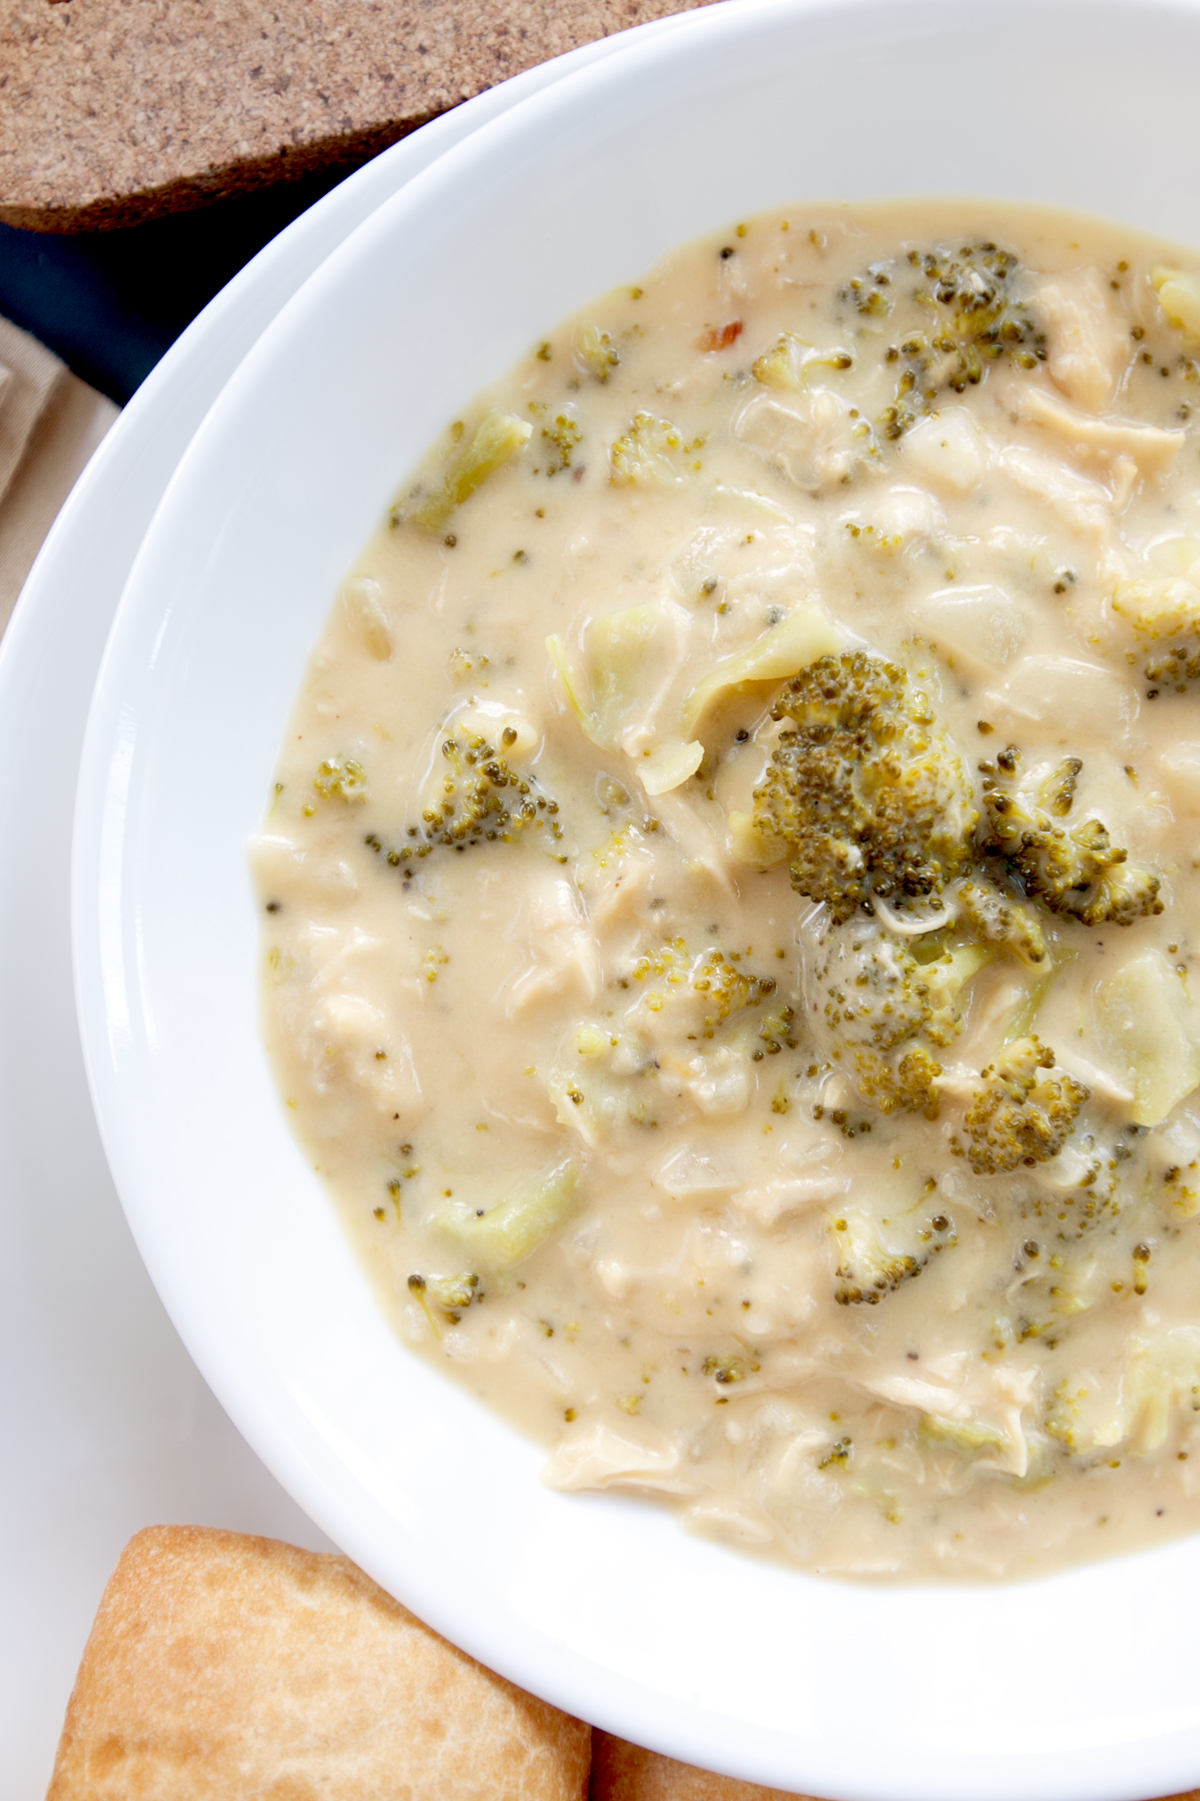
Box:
[73,2,1200,1794]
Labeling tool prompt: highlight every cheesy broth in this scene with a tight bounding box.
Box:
[254,202,1200,1579]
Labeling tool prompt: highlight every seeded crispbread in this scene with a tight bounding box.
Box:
[0,0,716,233]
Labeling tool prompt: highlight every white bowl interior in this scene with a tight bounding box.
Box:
[74,2,1200,1796]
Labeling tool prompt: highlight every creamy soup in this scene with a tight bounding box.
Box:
[254,201,1200,1579]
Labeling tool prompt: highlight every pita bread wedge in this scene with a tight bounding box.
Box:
[589,1731,810,1801]
[47,1525,589,1800]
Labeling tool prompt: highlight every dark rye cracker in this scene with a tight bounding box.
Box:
[0,0,714,233]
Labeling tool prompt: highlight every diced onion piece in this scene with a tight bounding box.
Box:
[562,599,691,753]
[1095,949,1200,1126]
[901,407,987,494]
[728,809,789,868]
[708,483,793,521]
[546,634,601,742]
[681,602,839,736]
[1127,1328,1200,1454]
[1152,265,1200,343]
[589,603,673,740]
[339,576,393,659]
[638,739,704,796]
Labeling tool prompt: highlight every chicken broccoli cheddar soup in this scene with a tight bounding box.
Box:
[255,202,1200,1578]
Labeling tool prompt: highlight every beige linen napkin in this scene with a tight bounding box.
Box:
[0,315,118,635]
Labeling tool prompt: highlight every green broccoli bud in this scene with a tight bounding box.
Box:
[313,757,368,803]
[979,745,1163,927]
[371,726,562,867]
[406,1270,480,1331]
[806,913,990,1117]
[748,651,979,923]
[1111,573,1200,690]
[831,1206,955,1305]
[609,412,700,486]
[955,1036,1088,1175]
[843,241,1046,439]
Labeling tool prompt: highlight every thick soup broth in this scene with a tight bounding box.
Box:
[254,201,1200,1579]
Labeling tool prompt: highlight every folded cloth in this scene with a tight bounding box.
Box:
[46,1526,590,1800]
[0,315,117,635]
[0,314,63,503]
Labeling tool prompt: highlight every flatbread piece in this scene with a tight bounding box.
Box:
[47,1525,590,1800]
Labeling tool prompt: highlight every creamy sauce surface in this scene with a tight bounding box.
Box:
[255,201,1200,1579]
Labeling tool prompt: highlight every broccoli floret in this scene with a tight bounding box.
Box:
[979,745,1163,927]
[832,1206,955,1305]
[540,410,583,475]
[1111,575,1200,691]
[854,1042,946,1117]
[313,757,368,803]
[421,730,559,849]
[749,652,979,923]
[1152,265,1200,343]
[751,334,854,390]
[805,914,991,1117]
[703,1354,749,1384]
[842,242,1046,439]
[1145,645,1200,690]
[407,1270,479,1328]
[956,879,1048,966]
[575,324,620,383]
[366,727,563,867]
[626,940,779,1040]
[954,1036,1088,1175]
[609,412,701,486]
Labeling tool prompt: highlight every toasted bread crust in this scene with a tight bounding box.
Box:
[589,1732,812,1801]
[47,1525,589,1800]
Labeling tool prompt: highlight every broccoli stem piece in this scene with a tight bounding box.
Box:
[403,406,532,531]
[439,1158,581,1271]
